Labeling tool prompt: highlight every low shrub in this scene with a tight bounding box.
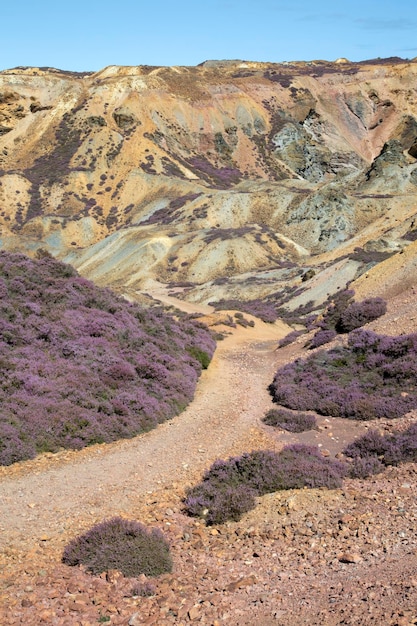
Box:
[211,298,278,323]
[185,483,258,525]
[347,455,385,479]
[130,581,156,597]
[309,329,337,349]
[344,423,417,476]
[234,313,255,328]
[62,517,172,577]
[316,291,386,336]
[344,429,390,459]
[263,408,317,432]
[270,330,417,420]
[186,346,211,369]
[278,329,305,348]
[319,289,355,331]
[336,297,387,332]
[184,446,346,524]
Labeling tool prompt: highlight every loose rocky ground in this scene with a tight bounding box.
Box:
[1,290,417,625]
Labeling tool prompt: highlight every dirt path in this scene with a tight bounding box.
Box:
[0,316,289,555]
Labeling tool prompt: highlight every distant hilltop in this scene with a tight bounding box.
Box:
[0,56,416,311]
[1,55,415,75]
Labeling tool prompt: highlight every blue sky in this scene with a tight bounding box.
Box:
[2,0,417,71]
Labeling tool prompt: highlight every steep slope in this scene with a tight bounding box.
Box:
[0,58,417,307]
[0,251,214,465]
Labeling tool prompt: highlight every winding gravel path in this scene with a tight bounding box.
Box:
[0,318,289,553]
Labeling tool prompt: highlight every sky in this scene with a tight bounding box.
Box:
[2,0,417,72]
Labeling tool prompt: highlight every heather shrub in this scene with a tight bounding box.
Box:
[319,289,355,331]
[277,329,305,348]
[344,423,417,474]
[347,455,385,479]
[348,246,393,264]
[336,297,387,332]
[62,517,172,577]
[186,346,210,369]
[270,329,417,420]
[130,581,156,597]
[309,329,337,349]
[263,408,317,432]
[0,252,215,464]
[317,290,386,335]
[185,483,258,525]
[343,429,390,459]
[184,446,346,524]
[234,313,255,328]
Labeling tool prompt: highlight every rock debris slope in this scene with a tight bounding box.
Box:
[1,58,417,306]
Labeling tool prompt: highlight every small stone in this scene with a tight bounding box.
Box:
[129,613,141,626]
[273,610,287,619]
[188,605,201,620]
[106,569,123,584]
[70,600,88,612]
[338,552,362,563]
[225,575,258,592]
[286,496,298,511]
[39,609,54,622]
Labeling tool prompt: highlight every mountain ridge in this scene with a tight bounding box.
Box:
[1,57,417,309]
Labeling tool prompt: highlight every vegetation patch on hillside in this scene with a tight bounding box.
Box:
[62,517,172,577]
[344,423,417,478]
[0,251,215,465]
[263,407,317,432]
[184,446,346,524]
[270,329,417,420]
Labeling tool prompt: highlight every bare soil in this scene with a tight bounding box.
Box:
[1,290,417,625]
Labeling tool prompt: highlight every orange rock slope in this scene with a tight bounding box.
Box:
[0,58,417,303]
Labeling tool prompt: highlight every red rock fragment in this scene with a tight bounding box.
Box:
[225,575,258,592]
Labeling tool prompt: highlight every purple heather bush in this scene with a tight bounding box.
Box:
[317,289,387,333]
[263,408,317,432]
[317,289,355,331]
[336,297,387,333]
[277,329,305,348]
[62,517,172,577]
[187,156,242,188]
[344,423,417,477]
[184,446,346,524]
[309,328,337,349]
[0,251,215,465]
[130,581,157,597]
[312,290,387,347]
[270,329,417,420]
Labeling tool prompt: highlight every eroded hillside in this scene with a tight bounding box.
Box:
[1,58,417,307]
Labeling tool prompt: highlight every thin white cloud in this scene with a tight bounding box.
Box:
[355,18,417,31]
